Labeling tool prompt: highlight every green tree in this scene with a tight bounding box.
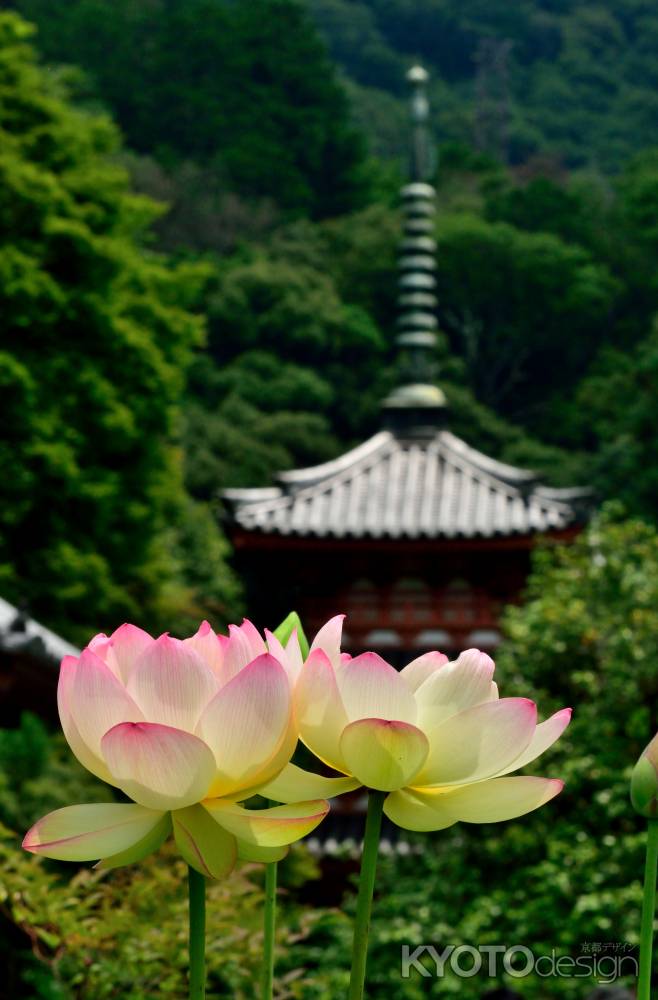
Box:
[434,212,619,433]
[12,0,372,218]
[307,0,658,173]
[0,12,239,642]
[576,323,658,518]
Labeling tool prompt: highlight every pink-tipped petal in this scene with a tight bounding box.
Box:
[285,630,304,684]
[497,708,572,776]
[101,722,216,811]
[440,776,565,823]
[310,614,345,670]
[415,649,497,728]
[239,619,267,659]
[264,628,289,669]
[172,804,237,879]
[265,628,303,685]
[196,654,292,797]
[106,623,154,683]
[67,649,145,761]
[340,718,429,791]
[183,620,225,676]
[400,651,449,692]
[203,798,330,847]
[337,652,417,724]
[23,803,165,861]
[58,655,114,783]
[220,623,256,686]
[418,698,537,786]
[87,634,118,674]
[126,635,218,732]
[295,648,349,772]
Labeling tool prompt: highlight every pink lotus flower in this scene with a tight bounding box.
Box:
[23,621,329,878]
[259,616,570,830]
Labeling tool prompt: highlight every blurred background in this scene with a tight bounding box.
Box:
[1,1,658,996]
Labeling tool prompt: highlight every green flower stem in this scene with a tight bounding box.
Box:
[262,860,278,999]
[638,818,658,1000]
[348,789,386,1000]
[188,866,206,1000]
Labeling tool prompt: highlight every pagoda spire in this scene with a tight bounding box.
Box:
[383,64,447,428]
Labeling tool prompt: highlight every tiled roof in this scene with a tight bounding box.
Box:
[223,429,588,540]
[0,596,79,665]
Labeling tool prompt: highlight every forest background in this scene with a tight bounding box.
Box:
[2,2,658,996]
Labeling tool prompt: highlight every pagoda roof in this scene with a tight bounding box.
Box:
[0,596,79,665]
[223,429,588,541]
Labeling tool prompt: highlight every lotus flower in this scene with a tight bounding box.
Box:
[23,621,329,878]
[259,616,570,830]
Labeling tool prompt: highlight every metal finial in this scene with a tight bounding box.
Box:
[407,65,429,85]
[382,64,446,426]
[407,64,432,181]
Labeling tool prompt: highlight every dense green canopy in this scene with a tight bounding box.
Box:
[0,13,239,642]
[308,0,658,172]
[12,0,373,218]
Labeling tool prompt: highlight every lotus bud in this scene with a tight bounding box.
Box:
[631,733,658,818]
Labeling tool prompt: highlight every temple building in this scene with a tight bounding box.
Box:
[222,66,588,662]
[0,596,78,725]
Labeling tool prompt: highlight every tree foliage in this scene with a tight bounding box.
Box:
[0,13,240,641]
[10,0,373,218]
[308,0,658,172]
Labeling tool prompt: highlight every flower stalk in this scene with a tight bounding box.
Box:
[638,818,658,1000]
[348,789,386,1000]
[188,866,206,1000]
[262,860,278,999]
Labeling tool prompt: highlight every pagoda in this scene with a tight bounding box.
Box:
[222,67,587,662]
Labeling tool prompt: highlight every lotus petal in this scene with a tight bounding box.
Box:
[220,623,262,686]
[383,788,456,832]
[497,708,572,776]
[184,620,226,676]
[58,656,114,783]
[310,615,345,670]
[23,803,166,861]
[126,635,218,732]
[237,840,289,863]
[196,654,292,797]
[340,719,429,791]
[67,648,145,760]
[400,652,448,692]
[440,776,565,823]
[101,722,216,811]
[415,649,496,728]
[204,798,329,846]
[173,804,237,879]
[256,762,360,804]
[337,653,417,725]
[418,698,537,786]
[96,813,172,870]
[295,649,349,771]
[106,623,154,682]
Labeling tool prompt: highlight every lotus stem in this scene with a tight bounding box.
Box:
[262,860,278,999]
[347,788,386,1000]
[638,818,658,999]
[188,866,206,1000]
